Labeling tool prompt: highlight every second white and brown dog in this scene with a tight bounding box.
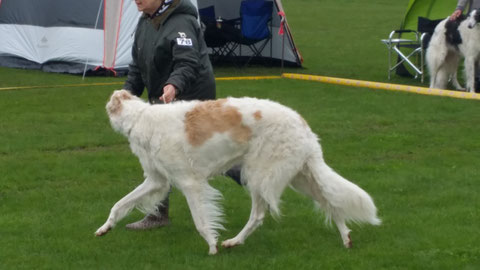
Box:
[95,90,381,255]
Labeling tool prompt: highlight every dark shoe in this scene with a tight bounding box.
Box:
[125,214,170,230]
[126,198,170,230]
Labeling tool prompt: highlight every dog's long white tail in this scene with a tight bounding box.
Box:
[306,156,381,226]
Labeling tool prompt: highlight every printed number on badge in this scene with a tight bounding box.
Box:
[177,38,193,46]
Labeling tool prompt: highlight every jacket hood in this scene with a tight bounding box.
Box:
[144,0,198,28]
[171,0,198,19]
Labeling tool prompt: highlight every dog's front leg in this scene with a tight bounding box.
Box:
[95,178,165,236]
[465,59,476,92]
[181,182,224,255]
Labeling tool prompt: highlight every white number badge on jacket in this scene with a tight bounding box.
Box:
[177,32,193,46]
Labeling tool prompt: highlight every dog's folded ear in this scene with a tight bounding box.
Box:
[118,89,133,100]
[107,89,133,116]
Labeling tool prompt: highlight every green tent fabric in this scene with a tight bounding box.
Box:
[400,0,456,31]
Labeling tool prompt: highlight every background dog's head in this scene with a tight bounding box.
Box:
[106,89,135,117]
[467,9,480,29]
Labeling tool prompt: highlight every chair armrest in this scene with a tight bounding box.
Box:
[391,29,416,34]
[388,29,420,42]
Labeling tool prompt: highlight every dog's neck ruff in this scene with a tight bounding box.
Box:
[125,105,148,138]
[112,101,149,138]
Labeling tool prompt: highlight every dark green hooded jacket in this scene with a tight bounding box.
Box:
[124,0,216,103]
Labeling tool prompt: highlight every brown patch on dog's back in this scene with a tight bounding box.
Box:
[185,99,252,146]
[253,110,262,120]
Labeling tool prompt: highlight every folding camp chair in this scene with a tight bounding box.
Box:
[199,5,216,24]
[381,29,424,82]
[199,6,228,59]
[229,0,273,66]
[381,17,442,83]
[199,6,243,64]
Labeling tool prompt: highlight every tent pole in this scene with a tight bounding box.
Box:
[83,0,104,80]
[276,3,286,72]
[281,32,285,71]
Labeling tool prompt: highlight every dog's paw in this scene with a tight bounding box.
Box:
[208,245,218,255]
[466,86,475,93]
[95,225,111,237]
[221,238,242,248]
[343,233,352,248]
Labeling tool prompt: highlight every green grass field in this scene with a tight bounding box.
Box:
[1,0,480,269]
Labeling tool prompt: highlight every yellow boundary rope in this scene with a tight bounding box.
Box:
[0,82,122,91]
[216,75,282,81]
[282,73,480,101]
[1,73,478,101]
[0,76,282,91]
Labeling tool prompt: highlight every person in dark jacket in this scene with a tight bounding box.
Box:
[123,0,240,230]
[124,0,215,103]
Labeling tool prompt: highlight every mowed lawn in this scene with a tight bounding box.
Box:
[1,0,480,269]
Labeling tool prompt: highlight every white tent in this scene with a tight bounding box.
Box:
[0,0,301,75]
[0,0,140,75]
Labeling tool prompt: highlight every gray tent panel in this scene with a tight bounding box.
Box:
[0,0,104,29]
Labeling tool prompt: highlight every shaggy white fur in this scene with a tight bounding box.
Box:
[95,90,381,255]
[427,10,480,92]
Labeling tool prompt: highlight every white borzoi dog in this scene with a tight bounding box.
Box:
[95,90,381,255]
[426,9,480,92]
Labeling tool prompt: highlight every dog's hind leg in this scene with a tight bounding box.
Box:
[293,155,380,248]
[180,181,224,255]
[427,44,446,89]
[427,56,440,89]
[444,52,464,90]
[332,216,352,248]
[433,66,450,89]
[427,44,452,89]
[222,158,299,249]
[429,68,439,89]
[221,191,267,249]
[95,177,168,236]
[450,72,464,90]
[290,173,352,248]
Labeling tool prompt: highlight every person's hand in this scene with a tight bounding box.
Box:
[159,84,177,103]
[450,9,462,21]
